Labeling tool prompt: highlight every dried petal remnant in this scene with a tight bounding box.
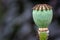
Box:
[33,4,52,11]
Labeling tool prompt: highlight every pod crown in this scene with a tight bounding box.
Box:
[33,4,52,11]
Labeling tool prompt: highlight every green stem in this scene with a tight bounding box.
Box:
[39,32,48,40]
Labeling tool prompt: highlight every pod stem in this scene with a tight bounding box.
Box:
[38,28,49,40]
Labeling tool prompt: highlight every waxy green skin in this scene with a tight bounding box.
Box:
[33,10,53,28]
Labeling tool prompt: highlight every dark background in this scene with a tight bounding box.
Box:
[0,0,60,40]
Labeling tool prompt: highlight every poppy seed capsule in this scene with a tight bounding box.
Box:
[32,4,53,28]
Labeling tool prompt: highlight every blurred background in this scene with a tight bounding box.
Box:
[0,0,60,40]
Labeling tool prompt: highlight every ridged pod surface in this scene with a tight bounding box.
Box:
[32,4,53,28]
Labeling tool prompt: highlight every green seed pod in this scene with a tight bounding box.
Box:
[32,4,53,28]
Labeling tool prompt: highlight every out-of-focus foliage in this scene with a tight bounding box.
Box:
[0,0,3,19]
[0,0,7,24]
[0,0,60,40]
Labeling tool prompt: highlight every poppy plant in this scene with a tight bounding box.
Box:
[32,4,53,40]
